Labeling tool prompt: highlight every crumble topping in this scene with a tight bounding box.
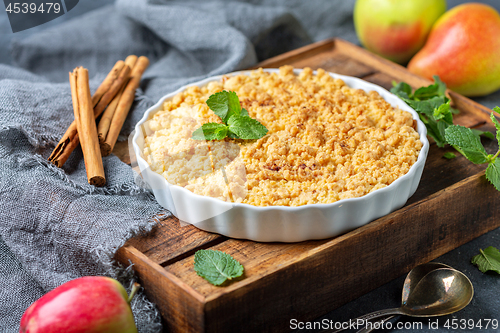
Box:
[143,66,422,206]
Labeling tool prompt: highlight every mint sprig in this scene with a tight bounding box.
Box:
[194,249,244,286]
[472,246,500,274]
[392,78,500,191]
[391,76,454,147]
[444,109,500,190]
[192,90,268,141]
[392,78,492,146]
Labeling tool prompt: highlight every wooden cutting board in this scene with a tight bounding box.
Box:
[114,38,500,333]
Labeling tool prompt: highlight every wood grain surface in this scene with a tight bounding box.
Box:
[114,38,499,333]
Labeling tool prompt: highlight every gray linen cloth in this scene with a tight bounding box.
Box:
[2,1,500,332]
[0,0,357,331]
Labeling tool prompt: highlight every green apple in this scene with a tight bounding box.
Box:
[19,276,138,333]
[354,0,446,64]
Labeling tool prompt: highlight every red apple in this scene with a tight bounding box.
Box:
[19,276,138,333]
[354,0,447,64]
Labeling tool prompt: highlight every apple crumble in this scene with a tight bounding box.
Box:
[143,66,422,206]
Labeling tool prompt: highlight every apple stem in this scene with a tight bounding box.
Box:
[128,282,141,304]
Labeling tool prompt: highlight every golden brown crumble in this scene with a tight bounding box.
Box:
[143,66,422,206]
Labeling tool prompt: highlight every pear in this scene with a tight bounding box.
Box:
[408,3,500,97]
[19,276,138,333]
[354,0,446,64]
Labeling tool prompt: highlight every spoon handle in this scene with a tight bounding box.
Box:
[355,315,395,333]
[330,309,403,333]
[354,308,404,322]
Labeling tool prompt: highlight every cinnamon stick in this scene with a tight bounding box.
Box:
[93,63,131,117]
[70,67,106,187]
[100,56,149,156]
[91,60,125,107]
[48,60,131,167]
[97,55,138,144]
[47,124,80,167]
[97,84,127,144]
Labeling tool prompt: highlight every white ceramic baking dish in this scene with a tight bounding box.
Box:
[131,69,429,242]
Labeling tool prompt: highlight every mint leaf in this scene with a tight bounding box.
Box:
[434,101,453,124]
[227,131,240,139]
[443,152,456,159]
[228,115,268,140]
[404,97,452,148]
[471,128,495,140]
[206,91,242,123]
[419,112,447,148]
[391,82,412,100]
[433,75,447,96]
[192,123,228,141]
[491,108,500,143]
[413,85,440,100]
[486,158,500,191]
[194,249,244,286]
[395,76,446,101]
[391,77,457,149]
[206,91,230,122]
[407,97,447,118]
[472,246,500,274]
[226,91,242,121]
[445,125,489,164]
[413,77,445,100]
[196,91,268,141]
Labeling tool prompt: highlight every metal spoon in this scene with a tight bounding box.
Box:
[354,262,452,333]
[331,262,454,333]
[401,262,453,304]
[355,266,474,333]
